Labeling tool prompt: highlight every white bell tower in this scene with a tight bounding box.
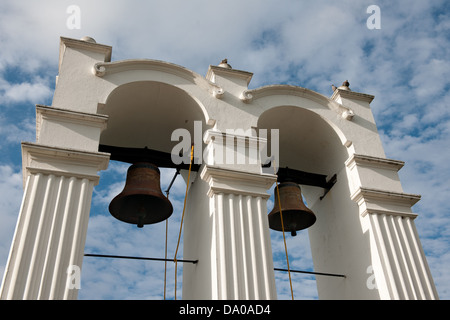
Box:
[1,37,438,300]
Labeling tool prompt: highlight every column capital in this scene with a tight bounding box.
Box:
[351,187,421,219]
[200,165,276,198]
[351,187,421,205]
[202,128,271,174]
[21,142,110,186]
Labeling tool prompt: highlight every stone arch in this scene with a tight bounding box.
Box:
[245,85,354,149]
[257,104,349,176]
[98,80,209,154]
[93,59,219,128]
[257,104,377,299]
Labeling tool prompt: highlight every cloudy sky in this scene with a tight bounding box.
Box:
[0,0,449,300]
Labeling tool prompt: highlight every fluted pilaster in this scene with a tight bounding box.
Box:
[0,143,109,300]
[182,165,277,299]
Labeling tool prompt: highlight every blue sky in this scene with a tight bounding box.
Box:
[0,0,449,300]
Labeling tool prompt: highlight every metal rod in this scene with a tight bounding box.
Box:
[274,267,346,278]
[84,253,198,264]
[85,254,345,277]
[165,168,180,194]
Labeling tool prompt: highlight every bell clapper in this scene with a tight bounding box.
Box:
[136,203,146,228]
[290,222,297,237]
[137,216,144,228]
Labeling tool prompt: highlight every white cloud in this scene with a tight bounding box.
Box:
[409,59,450,100]
[0,115,35,146]
[0,77,53,105]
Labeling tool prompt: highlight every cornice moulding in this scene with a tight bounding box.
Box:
[346,154,405,171]
[351,187,421,207]
[36,104,108,126]
[22,142,110,171]
[331,88,375,103]
[206,65,254,85]
[59,37,112,72]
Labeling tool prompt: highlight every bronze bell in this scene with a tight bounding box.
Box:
[109,162,173,228]
[268,182,316,236]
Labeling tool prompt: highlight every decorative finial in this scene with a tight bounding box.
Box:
[80,36,96,44]
[338,80,351,91]
[218,59,232,69]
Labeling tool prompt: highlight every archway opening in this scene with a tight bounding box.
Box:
[99,81,207,154]
[258,105,349,299]
[80,81,208,300]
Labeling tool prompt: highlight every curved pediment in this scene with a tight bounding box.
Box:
[93,59,224,98]
[241,85,354,120]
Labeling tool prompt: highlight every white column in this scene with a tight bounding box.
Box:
[183,165,277,300]
[365,208,438,299]
[182,128,277,299]
[348,154,439,300]
[0,143,109,300]
[214,192,274,299]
